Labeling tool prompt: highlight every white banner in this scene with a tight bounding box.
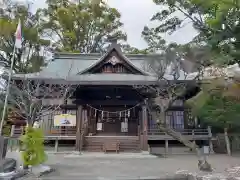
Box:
[121,122,128,132]
[97,123,102,131]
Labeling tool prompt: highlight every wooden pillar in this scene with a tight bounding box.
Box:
[76,105,83,151]
[55,138,59,152]
[208,126,214,153]
[165,140,168,156]
[141,105,148,151]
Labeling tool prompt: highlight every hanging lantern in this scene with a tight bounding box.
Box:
[128,110,130,117]
[101,111,104,119]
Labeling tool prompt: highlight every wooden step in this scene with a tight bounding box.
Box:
[83,136,140,152]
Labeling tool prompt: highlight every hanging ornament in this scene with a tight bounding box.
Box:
[89,107,92,117]
[101,111,103,119]
[119,111,121,120]
[128,110,130,117]
[95,109,97,117]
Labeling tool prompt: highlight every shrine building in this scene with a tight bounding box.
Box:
[10,43,212,153]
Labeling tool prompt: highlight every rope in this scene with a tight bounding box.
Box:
[86,103,140,113]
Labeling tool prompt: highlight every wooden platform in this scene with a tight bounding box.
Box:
[83,136,140,152]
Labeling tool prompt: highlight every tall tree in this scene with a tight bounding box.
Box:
[121,44,148,54]
[190,0,240,63]
[38,0,127,53]
[187,78,240,155]
[148,0,206,35]
[137,44,214,171]
[0,0,51,73]
[147,0,240,64]
[141,26,168,52]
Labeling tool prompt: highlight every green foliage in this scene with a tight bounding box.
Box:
[0,0,51,73]
[148,0,240,64]
[38,0,127,53]
[190,0,240,63]
[151,0,206,34]
[187,81,240,130]
[121,44,149,54]
[20,127,47,167]
[2,125,11,136]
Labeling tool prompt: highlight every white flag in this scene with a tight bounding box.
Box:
[15,19,22,49]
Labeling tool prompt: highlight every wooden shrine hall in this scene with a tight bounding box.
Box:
[10,43,212,153]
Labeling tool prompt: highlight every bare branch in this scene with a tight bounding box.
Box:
[0,60,77,126]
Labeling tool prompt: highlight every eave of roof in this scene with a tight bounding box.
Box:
[10,73,158,85]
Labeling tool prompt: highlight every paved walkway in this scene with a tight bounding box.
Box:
[7,152,240,179]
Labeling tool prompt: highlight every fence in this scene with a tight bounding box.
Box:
[148,124,212,140]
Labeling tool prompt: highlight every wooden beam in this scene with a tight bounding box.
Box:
[42,105,77,109]
[73,99,141,106]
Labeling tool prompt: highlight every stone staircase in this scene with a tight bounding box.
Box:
[83,136,140,152]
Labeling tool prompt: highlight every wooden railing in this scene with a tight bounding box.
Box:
[11,125,77,140]
[47,128,76,136]
[148,124,212,140]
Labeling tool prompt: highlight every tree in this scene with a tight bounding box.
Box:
[148,0,206,35]
[147,0,240,64]
[0,65,75,168]
[138,44,215,171]
[190,0,240,63]
[121,44,148,54]
[141,26,168,53]
[187,78,240,155]
[0,78,74,127]
[0,0,51,73]
[38,0,126,53]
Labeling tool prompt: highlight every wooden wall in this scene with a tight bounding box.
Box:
[39,98,77,135]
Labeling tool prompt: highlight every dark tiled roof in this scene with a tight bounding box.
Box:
[41,52,153,77]
[11,44,197,82]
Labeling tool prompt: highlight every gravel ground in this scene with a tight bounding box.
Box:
[8,152,240,180]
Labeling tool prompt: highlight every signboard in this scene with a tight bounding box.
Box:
[203,146,210,154]
[54,114,76,127]
[121,122,128,132]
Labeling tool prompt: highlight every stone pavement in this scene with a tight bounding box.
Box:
[7,151,240,179]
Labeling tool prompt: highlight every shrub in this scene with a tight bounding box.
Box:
[20,126,47,167]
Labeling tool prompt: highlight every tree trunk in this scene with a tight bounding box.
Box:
[158,125,212,171]
[0,136,8,160]
[147,102,212,171]
[224,128,231,156]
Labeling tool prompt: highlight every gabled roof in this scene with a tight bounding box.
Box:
[40,51,155,78]
[78,43,149,75]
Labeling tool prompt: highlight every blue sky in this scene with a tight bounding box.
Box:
[20,0,198,49]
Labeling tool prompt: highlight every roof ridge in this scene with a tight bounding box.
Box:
[54,52,161,59]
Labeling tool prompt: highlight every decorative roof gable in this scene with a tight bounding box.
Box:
[78,43,148,75]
